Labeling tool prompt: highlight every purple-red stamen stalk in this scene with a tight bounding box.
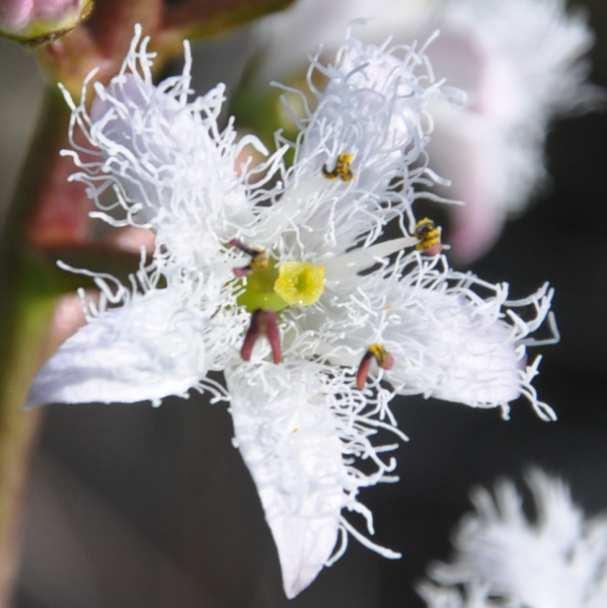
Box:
[228,238,259,257]
[233,265,251,278]
[240,309,282,364]
[356,346,395,390]
[229,238,268,277]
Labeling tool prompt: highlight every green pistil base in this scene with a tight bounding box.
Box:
[236,262,289,313]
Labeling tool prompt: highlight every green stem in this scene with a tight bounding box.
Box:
[0,86,72,604]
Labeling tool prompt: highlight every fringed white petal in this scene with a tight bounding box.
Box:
[421,470,607,608]
[226,362,344,598]
[386,258,557,419]
[322,253,556,420]
[257,30,455,257]
[60,25,284,266]
[390,288,522,406]
[26,287,207,407]
[226,360,405,597]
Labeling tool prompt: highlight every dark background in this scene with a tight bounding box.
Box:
[0,0,605,606]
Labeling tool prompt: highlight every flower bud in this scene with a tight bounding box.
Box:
[0,0,93,45]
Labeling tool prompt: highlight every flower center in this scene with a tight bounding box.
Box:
[236,258,326,313]
[230,240,327,364]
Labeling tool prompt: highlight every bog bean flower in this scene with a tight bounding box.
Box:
[27,25,558,598]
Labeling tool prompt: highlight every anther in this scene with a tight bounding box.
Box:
[229,239,269,277]
[356,343,395,390]
[415,218,442,255]
[322,152,354,182]
[240,309,282,364]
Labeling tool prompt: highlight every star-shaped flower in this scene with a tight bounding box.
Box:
[27,25,557,598]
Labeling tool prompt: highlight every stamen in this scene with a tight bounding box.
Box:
[229,238,269,277]
[240,309,282,364]
[356,343,395,390]
[322,152,355,182]
[228,238,260,257]
[415,218,442,255]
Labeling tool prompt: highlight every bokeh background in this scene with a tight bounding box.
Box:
[1,1,606,606]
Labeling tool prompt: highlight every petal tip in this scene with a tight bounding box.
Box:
[270,514,340,599]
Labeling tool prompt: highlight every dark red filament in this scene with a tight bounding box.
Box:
[355,347,395,390]
[240,310,282,364]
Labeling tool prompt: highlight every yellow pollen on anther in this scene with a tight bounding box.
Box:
[415,217,441,252]
[322,153,355,182]
[273,261,326,306]
[250,250,269,271]
[368,343,391,367]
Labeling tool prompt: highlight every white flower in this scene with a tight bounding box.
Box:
[427,0,598,260]
[252,0,597,260]
[27,26,556,598]
[419,470,607,608]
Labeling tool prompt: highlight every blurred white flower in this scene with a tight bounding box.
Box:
[252,0,434,86]
[27,26,557,597]
[428,0,598,260]
[253,0,597,260]
[419,470,607,608]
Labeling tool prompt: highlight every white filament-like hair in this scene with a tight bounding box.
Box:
[59,24,285,267]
